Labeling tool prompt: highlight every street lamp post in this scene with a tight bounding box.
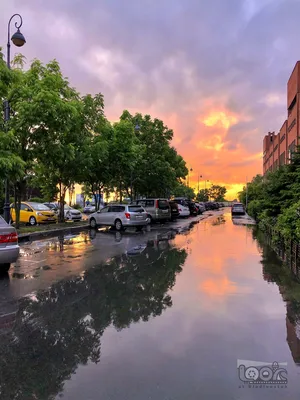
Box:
[3,14,26,223]
[197,174,203,193]
[187,168,193,188]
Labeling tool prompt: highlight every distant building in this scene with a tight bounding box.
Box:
[263,62,299,174]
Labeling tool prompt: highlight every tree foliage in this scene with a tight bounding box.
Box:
[239,150,300,242]
[208,185,227,201]
[1,56,189,223]
[172,182,195,199]
[196,189,209,202]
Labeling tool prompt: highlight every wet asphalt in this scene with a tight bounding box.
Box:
[0,209,299,400]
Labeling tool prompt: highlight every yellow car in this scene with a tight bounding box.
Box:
[10,202,58,225]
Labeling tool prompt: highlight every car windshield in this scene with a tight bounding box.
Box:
[28,203,50,211]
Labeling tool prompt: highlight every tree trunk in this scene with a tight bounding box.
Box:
[119,181,123,203]
[14,183,22,230]
[58,182,66,223]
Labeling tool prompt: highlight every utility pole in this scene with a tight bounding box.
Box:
[197,174,202,193]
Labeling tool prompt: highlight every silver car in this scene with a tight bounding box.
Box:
[89,204,149,231]
[135,198,171,223]
[0,217,19,272]
[63,205,83,221]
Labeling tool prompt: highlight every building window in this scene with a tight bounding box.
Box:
[288,95,296,116]
[280,152,285,166]
[288,140,296,162]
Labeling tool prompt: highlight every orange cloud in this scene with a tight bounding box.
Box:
[203,111,238,130]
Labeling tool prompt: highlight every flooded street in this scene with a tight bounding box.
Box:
[0,210,299,399]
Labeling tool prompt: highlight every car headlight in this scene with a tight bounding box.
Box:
[37,212,43,216]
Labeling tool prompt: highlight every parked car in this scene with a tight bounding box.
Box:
[44,202,59,215]
[0,216,19,272]
[204,202,213,210]
[195,202,206,214]
[89,204,149,231]
[83,204,96,214]
[61,205,82,221]
[173,198,198,216]
[135,199,171,223]
[169,200,180,221]
[231,203,246,216]
[10,202,57,225]
[176,203,190,217]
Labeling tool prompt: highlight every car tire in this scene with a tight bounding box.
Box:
[148,215,154,225]
[115,219,123,232]
[89,218,97,229]
[1,263,11,273]
[29,216,37,226]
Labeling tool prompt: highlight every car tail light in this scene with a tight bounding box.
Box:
[0,232,18,243]
[155,200,159,208]
[125,212,131,219]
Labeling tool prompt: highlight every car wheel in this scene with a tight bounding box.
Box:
[89,218,97,229]
[148,215,154,224]
[115,219,123,232]
[29,216,37,226]
[0,263,10,273]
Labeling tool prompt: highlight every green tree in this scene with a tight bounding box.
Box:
[208,185,227,201]
[9,59,89,222]
[119,111,188,198]
[108,119,142,202]
[196,189,209,202]
[172,182,195,199]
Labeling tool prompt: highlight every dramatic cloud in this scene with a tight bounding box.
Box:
[1,0,299,198]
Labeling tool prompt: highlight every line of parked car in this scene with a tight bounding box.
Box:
[88,198,225,232]
[9,201,83,226]
[0,198,225,273]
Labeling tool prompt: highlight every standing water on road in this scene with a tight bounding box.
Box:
[0,211,299,399]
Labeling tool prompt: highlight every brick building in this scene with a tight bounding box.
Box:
[263,62,299,174]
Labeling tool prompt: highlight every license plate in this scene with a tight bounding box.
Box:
[172,208,177,211]
[136,215,143,219]
[162,210,168,213]
[48,218,54,221]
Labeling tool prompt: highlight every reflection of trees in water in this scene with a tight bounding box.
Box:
[254,229,300,366]
[0,242,187,400]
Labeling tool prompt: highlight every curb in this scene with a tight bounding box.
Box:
[18,224,89,243]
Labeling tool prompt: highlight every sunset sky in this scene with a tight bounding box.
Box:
[1,0,299,199]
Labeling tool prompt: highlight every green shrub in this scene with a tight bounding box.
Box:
[247,200,264,221]
[276,201,300,242]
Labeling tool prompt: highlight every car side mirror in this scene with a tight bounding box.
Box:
[24,208,29,212]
